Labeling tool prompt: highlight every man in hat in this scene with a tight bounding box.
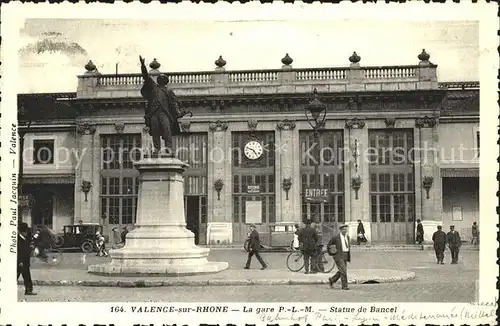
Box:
[327,224,351,290]
[17,222,36,295]
[432,225,447,264]
[416,219,424,245]
[244,224,267,270]
[298,219,319,274]
[446,225,461,264]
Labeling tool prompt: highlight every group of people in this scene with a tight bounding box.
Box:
[244,220,353,290]
[432,225,463,264]
[417,220,479,264]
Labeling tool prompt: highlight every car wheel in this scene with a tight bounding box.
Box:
[81,240,94,253]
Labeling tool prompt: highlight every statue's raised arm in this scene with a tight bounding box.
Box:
[139,55,149,80]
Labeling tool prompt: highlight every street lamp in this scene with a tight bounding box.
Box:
[304,88,327,229]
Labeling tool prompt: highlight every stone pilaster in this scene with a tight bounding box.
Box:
[206,120,232,244]
[276,119,299,223]
[74,122,96,223]
[345,118,370,242]
[91,131,101,223]
[416,116,442,243]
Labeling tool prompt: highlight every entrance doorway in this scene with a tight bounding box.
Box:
[32,192,54,228]
[368,130,415,243]
[185,196,201,245]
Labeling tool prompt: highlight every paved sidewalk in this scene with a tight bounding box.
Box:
[206,244,479,251]
[20,268,415,287]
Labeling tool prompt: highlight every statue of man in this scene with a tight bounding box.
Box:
[139,55,181,154]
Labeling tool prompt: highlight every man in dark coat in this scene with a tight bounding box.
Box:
[356,220,366,245]
[328,224,351,290]
[416,219,424,244]
[244,224,267,270]
[432,225,446,264]
[298,219,319,274]
[446,225,461,264]
[17,223,36,295]
[139,55,183,154]
[471,222,479,246]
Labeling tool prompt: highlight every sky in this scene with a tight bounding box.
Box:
[18,19,479,93]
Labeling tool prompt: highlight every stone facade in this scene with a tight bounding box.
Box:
[18,53,479,245]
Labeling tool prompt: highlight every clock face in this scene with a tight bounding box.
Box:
[244,140,264,160]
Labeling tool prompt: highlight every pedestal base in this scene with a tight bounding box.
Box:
[88,155,228,276]
[88,226,229,276]
[88,261,228,277]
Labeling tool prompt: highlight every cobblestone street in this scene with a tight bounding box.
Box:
[20,249,479,302]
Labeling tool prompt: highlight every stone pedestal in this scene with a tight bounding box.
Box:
[88,155,228,276]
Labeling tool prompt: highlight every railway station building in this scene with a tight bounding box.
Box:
[18,50,480,245]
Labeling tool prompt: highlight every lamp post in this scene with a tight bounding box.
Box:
[305,88,327,228]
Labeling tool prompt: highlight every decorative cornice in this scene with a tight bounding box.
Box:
[384,117,396,128]
[208,120,228,132]
[415,116,437,128]
[276,119,296,130]
[76,122,96,135]
[345,118,365,129]
[114,122,125,134]
[180,121,191,132]
[248,120,258,132]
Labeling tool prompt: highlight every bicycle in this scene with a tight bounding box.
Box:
[31,246,63,266]
[286,247,335,273]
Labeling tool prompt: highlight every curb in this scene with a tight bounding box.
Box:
[205,246,479,252]
[19,271,415,288]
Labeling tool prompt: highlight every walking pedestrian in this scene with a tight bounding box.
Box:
[17,222,36,296]
[416,219,424,245]
[121,226,129,244]
[356,220,367,245]
[471,222,479,246]
[446,225,461,264]
[298,219,319,274]
[293,223,300,250]
[327,224,351,290]
[244,224,267,270]
[432,225,446,264]
[95,231,108,257]
[312,215,324,273]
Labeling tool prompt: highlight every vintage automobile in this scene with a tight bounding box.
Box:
[52,223,107,253]
[243,222,298,252]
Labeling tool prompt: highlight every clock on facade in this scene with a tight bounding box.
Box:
[244,140,264,160]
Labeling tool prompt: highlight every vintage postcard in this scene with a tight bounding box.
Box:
[0,2,497,326]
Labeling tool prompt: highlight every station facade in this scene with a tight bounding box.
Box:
[18,51,479,245]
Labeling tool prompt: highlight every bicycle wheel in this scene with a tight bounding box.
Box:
[320,253,336,273]
[286,251,304,272]
[46,249,63,266]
